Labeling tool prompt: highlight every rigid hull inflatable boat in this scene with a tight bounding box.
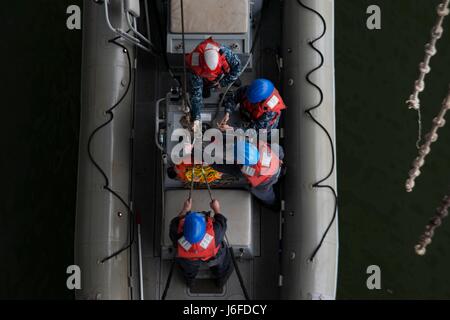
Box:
[75,0,338,300]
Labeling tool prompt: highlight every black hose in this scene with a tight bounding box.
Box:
[229,247,250,300]
[161,260,176,300]
[296,0,338,262]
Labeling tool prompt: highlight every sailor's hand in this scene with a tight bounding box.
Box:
[180,198,192,216]
[221,113,230,124]
[210,199,220,214]
[218,124,232,132]
[217,113,231,131]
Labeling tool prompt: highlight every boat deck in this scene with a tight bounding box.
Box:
[131,0,283,300]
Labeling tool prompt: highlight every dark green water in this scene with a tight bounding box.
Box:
[1,0,450,299]
[1,0,82,299]
[336,0,450,299]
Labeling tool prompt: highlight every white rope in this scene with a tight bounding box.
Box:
[406,0,449,111]
[406,0,449,149]
[405,86,450,192]
[415,192,450,255]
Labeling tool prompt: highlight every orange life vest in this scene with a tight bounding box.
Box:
[177,216,220,261]
[185,37,231,83]
[241,141,281,187]
[241,88,286,125]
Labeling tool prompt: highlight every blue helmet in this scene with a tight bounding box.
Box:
[184,212,206,244]
[235,141,260,166]
[247,79,275,103]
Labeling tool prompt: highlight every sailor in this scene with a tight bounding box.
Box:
[218,78,286,132]
[185,37,242,134]
[169,198,234,288]
[213,141,284,208]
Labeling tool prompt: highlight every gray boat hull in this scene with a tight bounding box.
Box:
[281,0,338,300]
[75,0,338,300]
[75,0,135,300]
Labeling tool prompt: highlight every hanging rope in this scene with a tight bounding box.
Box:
[186,162,214,201]
[415,192,450,255]
[188,161,196,199]
[406,0,449,147]
[200,166,213,201]
[405,86,450,192]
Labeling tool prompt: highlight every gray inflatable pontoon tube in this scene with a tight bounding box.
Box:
[281,0,338,300]
[75,0,135,300]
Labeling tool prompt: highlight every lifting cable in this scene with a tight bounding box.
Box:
[296,0,338,262]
